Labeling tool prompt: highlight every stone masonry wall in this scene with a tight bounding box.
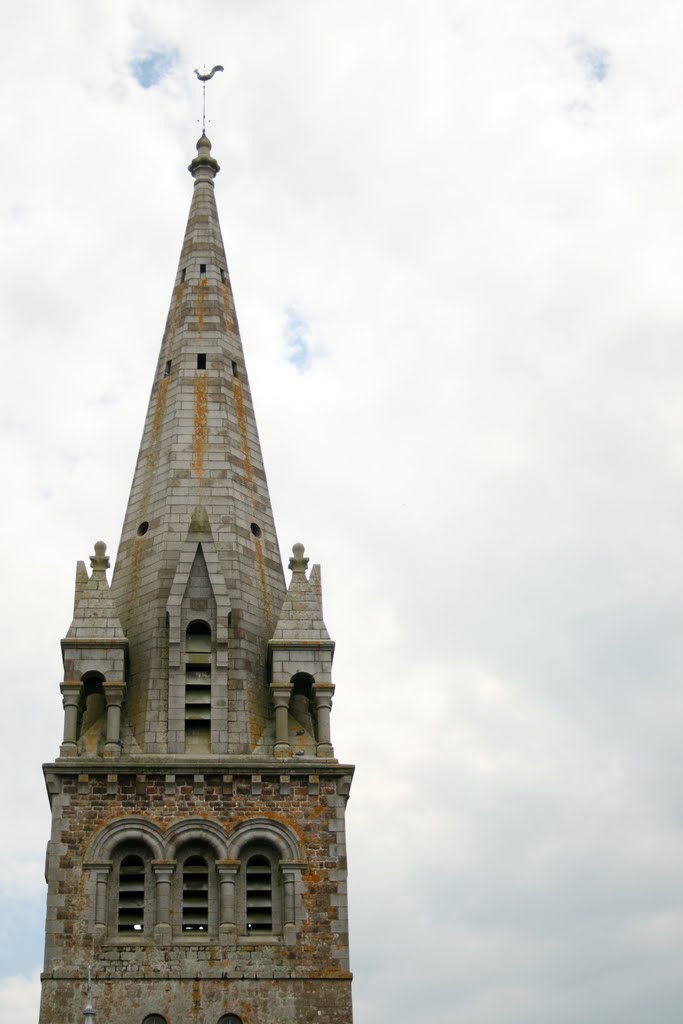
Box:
[40,977,353,1024]
[40,767,353,1024]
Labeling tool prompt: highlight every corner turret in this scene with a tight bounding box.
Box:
[59,542,127,758]
[269,543,336,758]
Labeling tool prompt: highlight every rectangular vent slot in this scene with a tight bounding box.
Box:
[199,263,206,275]
[197,353,206,370]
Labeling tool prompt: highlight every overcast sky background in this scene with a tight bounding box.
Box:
[1,2,682,1022]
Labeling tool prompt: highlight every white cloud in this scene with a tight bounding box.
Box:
[1,2,682,1022]
[0,971,41,1024]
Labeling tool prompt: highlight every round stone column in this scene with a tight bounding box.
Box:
[270,684,293,757]
[280,863,303,946]
[103,682,126,758]
[59,681,82,757]
[152,862,175,944]
[314,684,335,757]
[84,863,112,939]
[217,861,240,941]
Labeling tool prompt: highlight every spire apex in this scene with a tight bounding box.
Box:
[188,133,220,181]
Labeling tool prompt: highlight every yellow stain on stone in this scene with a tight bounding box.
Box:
[123,532,149,736]
[148,375,169,471]
[231,378,254,492]
[144,280,182,487]
[220,281,237,333]
[197,277,207,334]
[254,535,271,634]
[163,281,185,363]
[193,372,208,478]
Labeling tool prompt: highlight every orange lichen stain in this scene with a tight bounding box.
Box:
[160,281,185,367]
[192,978,202,1009]
[196,277,207,334]
[130,531,145,582]
[148,374,169,472]
[254,535,272,632]
[123,531,146,629]
[231,809,305,843]
[171,280,185,346]
[220,281,235,332]
[231,378,254,492]
[193,372,208,478]
[247,709,262,750]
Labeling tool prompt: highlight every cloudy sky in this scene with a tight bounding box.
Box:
[1,2,682,1021]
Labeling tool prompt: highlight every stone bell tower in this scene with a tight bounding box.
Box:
[39,131,354,1024]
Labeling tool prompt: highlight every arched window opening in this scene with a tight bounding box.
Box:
[118,854,145,933]
[290,672,316,737]
[186,619,212,654]
[246,854,273,933]
[182,855,209,931]
[142,1016,167,1024]
[77,672,106,742]
[218,1016,243,1024]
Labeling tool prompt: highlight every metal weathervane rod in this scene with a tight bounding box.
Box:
[194,64,224,133]
[83,966,95,1023]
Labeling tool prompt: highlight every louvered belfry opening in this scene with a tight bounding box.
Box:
[246,854,273,932]
[118,855,145,932]
[182,855,209,931]
[185,620,212,752]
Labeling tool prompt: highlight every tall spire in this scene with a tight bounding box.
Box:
[110,133,286,755]
[41,123,354,1024]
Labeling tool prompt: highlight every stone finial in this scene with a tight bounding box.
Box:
[89,541,110,575]
[288,542,309,574]
[188,133,220,180]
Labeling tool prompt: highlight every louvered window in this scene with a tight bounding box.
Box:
[185,667,211,751]
[185,621,212,752]
[182,855,209,931]
[246,854,273,932]
[142,1016,167,1024]
[118,855,145,932]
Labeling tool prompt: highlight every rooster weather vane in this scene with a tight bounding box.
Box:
[194,64,224,133]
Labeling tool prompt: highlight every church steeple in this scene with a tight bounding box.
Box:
[41,127,354,1024]
[111,132,286,756]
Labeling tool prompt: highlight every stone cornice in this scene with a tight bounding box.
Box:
[60,636,128,650]
[43,759,355,778]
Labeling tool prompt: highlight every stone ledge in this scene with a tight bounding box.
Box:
[43,759,354,777]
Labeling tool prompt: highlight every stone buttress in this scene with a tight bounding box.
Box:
[40,133,354,1024]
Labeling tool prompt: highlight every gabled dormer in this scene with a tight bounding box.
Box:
[165,506,232,755]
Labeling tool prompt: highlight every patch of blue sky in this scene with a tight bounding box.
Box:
[570,37,610,83]
[284,306,313,372]
[130,48,180,89]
